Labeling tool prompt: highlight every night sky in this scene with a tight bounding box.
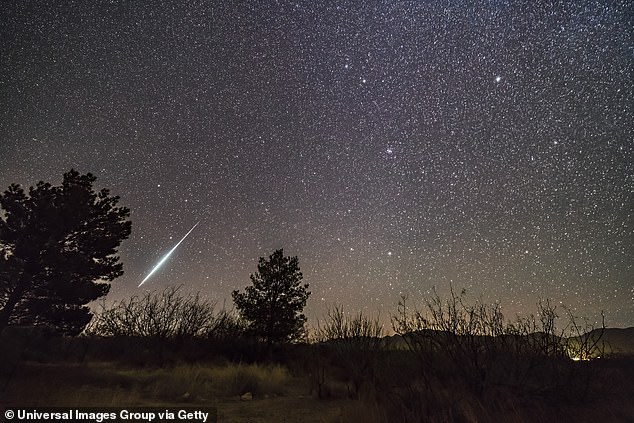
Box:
[1,1,632,328]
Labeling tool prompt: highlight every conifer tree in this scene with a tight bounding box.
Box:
[0,170,131,335]
[232,249,310,346]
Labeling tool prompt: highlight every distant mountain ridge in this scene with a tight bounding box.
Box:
[588,327,634,355]
[382,327,634,356]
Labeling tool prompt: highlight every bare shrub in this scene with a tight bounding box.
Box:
[315,306,384,399]
[391,288,509,394]
[562,308,606,361]
[316,306,384,347]
[86,286,243,340]
[391,288,606,400]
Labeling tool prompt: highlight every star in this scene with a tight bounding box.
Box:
[0,0,630,327]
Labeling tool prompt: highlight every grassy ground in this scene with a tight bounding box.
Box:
[2,332,634,423]
[0,360,350,423]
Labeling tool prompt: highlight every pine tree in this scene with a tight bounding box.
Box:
[0,170,131,335]
[232,249,310,346]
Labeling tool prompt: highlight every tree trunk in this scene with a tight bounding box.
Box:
[0,285,24,334]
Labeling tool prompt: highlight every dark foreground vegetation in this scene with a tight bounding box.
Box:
[1,288,633,423]
[3,173,629,421]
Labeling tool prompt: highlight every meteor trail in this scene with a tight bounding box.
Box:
[138,222,200,287]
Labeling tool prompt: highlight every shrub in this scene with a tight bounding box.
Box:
[86,286,244,341]
[314,306,384,399]
[390,288,606,400]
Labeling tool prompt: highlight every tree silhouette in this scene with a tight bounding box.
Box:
[232,249,310,346]
[0,170,131,335]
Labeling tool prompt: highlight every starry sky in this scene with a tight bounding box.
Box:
[1,1,632,328]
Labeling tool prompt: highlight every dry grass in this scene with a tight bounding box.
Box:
[210,363,290,397]
[2,328,633,423]
[2,354,634,423]
[1,360,292,406]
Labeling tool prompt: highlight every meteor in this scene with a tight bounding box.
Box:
[138,222,200,287]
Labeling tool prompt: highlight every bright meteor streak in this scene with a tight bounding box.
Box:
[138,222,200,287]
